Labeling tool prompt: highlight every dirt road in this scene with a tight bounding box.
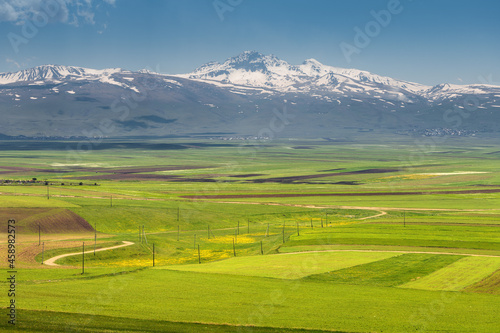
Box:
[44,241,134,266]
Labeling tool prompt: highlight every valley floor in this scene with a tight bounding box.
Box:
[1,138,499,332]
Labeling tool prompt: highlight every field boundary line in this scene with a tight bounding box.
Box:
[198,200,494,214]
[278,249,500,258]
[44,241,135,266]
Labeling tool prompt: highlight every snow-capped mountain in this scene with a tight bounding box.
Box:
[179,51,500,108]
[184,51,429,95]
[1,51,499,138]
[0,65,124,85]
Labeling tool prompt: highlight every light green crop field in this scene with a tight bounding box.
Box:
[9,269,500,332]
[0,196,79,208]
[165,251,400,279]
[0,138,499,332]
[400,256,500,291]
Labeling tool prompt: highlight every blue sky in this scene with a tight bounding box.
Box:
[0,0,499,86]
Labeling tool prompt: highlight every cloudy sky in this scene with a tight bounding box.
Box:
[0,0,499,85]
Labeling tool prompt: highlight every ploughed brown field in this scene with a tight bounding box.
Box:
[0,207,93,233]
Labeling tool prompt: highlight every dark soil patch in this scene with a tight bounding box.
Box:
[250,168,398,184]
[73,174,224,182]
[292,181,361,185]
[1,208,93,234]
[0,208,52,222]
[73,174,182,181]
[183,188,500,199]
[23,209,94,234]
[68,165,213,181]
[91,165,211,174]
[0,141,237,151]
[464,269,500,295]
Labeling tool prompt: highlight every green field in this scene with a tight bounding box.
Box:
[165,251,400,279]
[1,138,499,332]
[401,256,500,291]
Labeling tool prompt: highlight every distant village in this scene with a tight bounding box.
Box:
[397,128,478,137]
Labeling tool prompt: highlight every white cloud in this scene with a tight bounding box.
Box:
[0,0,115,25]
[6,58,21,68]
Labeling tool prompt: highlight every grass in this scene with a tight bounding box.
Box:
[464,269,500,295]
[2,139,500,332]
[0,267,145,284]
[10,268,500,333]
[401,256,500,291]
[279,244,500,256]
[0,195,79,208]
[284,224,500,252]
[9,309,338,332]
[165,251,399,279]
[304,253,464,287]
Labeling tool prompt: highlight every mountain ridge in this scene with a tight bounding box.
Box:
[1,51,499,138]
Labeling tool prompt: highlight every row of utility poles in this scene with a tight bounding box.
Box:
[37,203,409,273]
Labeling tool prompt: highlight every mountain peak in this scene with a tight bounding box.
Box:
[225,51,283,69]
[303,58,322,65]
[0,65,126,84]
[186,51,435,93]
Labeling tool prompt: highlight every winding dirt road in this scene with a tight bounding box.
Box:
[44,241,134,266]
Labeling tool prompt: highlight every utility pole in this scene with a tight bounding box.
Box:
[198,245,201,264]
[81,242,85,275]
[297,221,300,236]
[41,242,44,265]
[110,195,112,207]
[47,185,50,200]
[38,224,41,246]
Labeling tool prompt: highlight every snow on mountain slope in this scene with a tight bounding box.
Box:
[0,64,147,94]
[1,52,500,138]
[0,65,124,84]
[423,83,500,100]
[1,51,499,102]
[298,58,429,93]
[184,51,431,96]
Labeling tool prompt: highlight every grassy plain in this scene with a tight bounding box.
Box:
[0,138,499,332]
